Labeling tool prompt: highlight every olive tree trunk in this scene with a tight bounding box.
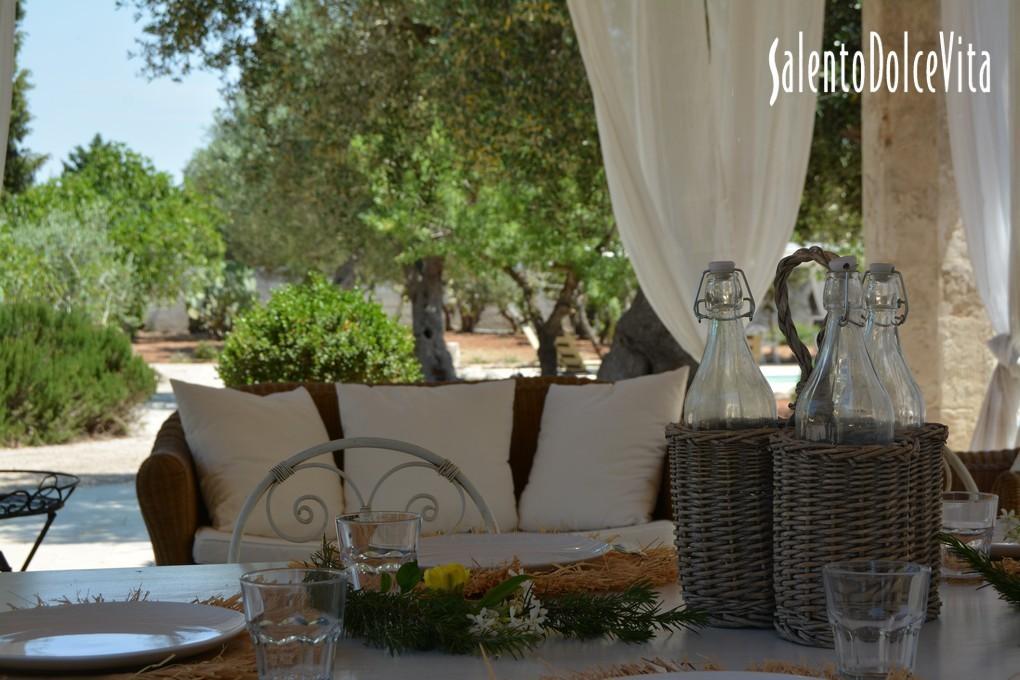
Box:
[505,268,578,376]
[404,256,456,382]
[597,288,698,382]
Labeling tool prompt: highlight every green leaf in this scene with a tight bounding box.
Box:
[478,574,531,608]
[396,561,422,594]
[379,572,392,594]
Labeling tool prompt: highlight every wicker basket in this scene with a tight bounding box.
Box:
[666,425,775,628]
[770,247,946,646]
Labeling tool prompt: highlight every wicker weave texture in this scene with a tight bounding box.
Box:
[911,424,948,620]
[771,432,924,647]
[667,424,775,628]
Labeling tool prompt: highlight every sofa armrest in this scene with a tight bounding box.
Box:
[993,470,1020,514]
[137,412,204,565]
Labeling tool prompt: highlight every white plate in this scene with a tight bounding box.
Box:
[616,674,816,679]
[419,533,611,568]
[0,601,246,671]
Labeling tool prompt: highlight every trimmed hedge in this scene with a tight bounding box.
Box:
[0,303,157,446]
[217,274,422,386]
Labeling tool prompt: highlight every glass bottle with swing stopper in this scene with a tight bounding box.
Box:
[794,256,895,444]
[683,261,777,430]
[863,263,925,428]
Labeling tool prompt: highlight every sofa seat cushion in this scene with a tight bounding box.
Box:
[192,520,676,565]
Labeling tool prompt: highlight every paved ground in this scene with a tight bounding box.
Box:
[0,364,222,571]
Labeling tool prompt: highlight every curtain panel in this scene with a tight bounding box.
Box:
[941,0,1017,450]
[567,0,823,356]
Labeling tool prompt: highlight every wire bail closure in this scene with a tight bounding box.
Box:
[693,266,756,323]
[861,268,909,326]
[834,261,866,328]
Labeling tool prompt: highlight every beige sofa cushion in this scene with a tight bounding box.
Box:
[518,368,688,532]
[173,380,341,539]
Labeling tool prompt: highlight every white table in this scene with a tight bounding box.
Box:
[0,564,1016,678]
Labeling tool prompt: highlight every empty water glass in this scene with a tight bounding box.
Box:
[823,561,930,680]
[240,568,347,680]
[942,491,999,580]
[336,510,420,591]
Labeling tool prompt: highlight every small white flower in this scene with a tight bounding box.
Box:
[468,607,501,636]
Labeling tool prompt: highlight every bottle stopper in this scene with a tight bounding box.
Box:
[828,256,858,272]
[708,260,736,273]
[868,262,895,274]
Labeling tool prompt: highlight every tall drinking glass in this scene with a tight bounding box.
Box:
[336,511,420,591]
[823,561,930,680]
[240,567,347,680]
[942,491,999,580]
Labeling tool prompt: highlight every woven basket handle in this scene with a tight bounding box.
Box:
[772,246,840,404]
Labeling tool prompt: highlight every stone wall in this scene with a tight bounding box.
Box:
[863,0,993,449]
[939,223,995,449]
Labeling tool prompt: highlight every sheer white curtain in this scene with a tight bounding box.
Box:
[567,0,823,355]
[0,1,15,186]
[941,0,1017,450]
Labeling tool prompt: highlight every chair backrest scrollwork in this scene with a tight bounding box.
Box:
[227,437,499,563]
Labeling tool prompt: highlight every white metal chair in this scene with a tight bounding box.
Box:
[942,446,979,493]
[227,437,499,563]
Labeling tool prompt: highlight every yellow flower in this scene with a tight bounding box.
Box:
[423,563,470,591]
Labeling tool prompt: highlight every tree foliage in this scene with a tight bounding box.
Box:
[141,0,634,373]
[4,0,47,194]
[793,0,862,250]
[4,136,225,326]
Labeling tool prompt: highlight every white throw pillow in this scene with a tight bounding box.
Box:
[172,380,341,539]
[336,380,518,534]
[517,367,689,532]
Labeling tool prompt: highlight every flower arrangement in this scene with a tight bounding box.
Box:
[310,541,706,656]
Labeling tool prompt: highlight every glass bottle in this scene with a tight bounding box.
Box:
[795,256,895,444]
[683,261,777,430]
[863,263,925,428]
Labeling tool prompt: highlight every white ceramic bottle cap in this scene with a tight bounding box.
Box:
[828,256,858,272]
[868,262,895,274]
[708,260,736,273]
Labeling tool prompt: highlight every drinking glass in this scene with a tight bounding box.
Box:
[240,568,347,680]
[823,561,930,680]
[335,510,420,591]
[942,491,999,580]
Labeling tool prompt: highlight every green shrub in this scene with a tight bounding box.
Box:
[0,303,157,446]
[218,274,422,386]
[0,206,137,328]
[192,341,221,362]
[187,260,258,339]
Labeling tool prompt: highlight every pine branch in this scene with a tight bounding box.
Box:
[941,533,1020,608]
[542,583,707,643]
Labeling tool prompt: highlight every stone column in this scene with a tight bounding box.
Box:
[862,0,993,448]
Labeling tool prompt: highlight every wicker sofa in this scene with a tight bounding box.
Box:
[137,377,676,565]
